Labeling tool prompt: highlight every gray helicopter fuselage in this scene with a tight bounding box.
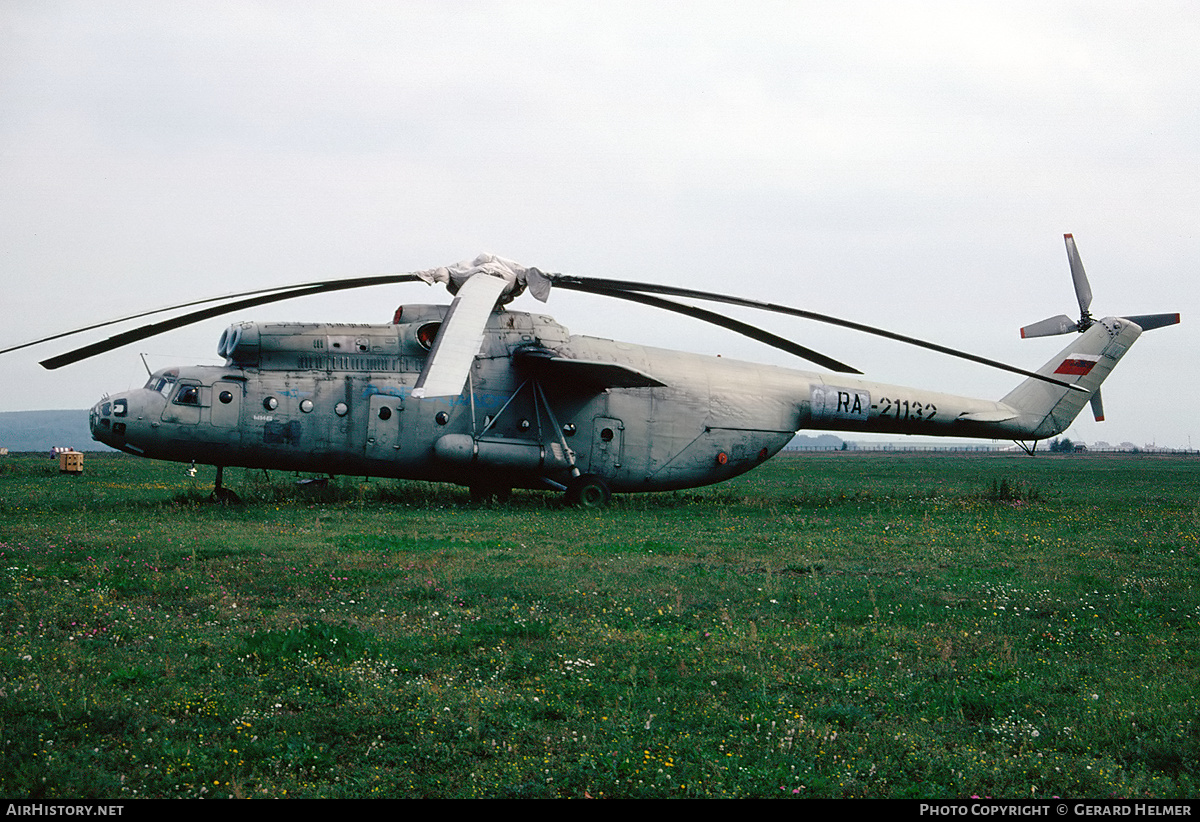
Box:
[89,307,799,492]
[88,304,1126,494]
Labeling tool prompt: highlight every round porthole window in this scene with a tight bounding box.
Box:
[435,411,449,425]
[600,427,615,442]
[300,399,314,413]
[335,402,349,417]
[218,391,233,404]
[263,397,278,411]
[378,406,392,421]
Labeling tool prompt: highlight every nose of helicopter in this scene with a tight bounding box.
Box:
[89,394,133,447]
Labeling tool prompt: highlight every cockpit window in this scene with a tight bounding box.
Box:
[146,374,177,396]
[174,385,201,406]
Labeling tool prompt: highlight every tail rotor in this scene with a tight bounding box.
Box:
[1019,234,1179,420]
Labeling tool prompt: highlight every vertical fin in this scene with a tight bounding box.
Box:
[1000,317,1140,438]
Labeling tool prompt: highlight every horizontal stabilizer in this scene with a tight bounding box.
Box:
[957,409,1018,423]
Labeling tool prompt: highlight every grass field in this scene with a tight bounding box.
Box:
[1,450,1197,798]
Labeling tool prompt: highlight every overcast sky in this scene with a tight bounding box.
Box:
[2,1,1196,448]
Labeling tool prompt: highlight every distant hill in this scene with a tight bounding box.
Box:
[0,409,113,453]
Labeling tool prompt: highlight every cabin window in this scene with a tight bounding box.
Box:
[300,399,314,413]
[335,402,349,417]
[218,391,234,405]
[264,397,278,411]
[174,385,200,405]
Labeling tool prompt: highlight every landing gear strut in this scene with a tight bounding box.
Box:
[210,465,241,504]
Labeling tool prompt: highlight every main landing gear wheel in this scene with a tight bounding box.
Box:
[565,474,611,508]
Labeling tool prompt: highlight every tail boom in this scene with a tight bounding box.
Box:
[795,316,1141,442]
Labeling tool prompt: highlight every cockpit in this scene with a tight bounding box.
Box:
[145,369,179,396]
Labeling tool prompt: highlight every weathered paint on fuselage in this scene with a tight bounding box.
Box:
[89,308,805,492]
[88,305,1120,495]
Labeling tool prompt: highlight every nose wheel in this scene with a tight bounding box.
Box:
[564,474,611,508]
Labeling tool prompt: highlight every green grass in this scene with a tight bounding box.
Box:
[1,450,1198,798]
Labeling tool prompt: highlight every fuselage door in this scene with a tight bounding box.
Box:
[589,415,624,475]
[161,381,202,425]
[211,381,242,429]
[366,394,404,457]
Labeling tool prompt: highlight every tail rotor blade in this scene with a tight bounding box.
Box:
[1020,314,1078,339]
[1064,234,1093,316]
[1123,312,1181,332]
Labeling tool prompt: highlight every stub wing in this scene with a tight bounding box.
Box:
[513,346,667,390]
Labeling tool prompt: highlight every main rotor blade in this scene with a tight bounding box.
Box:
[411,273,509,398]
[38,274,423,369]
[1064,233,1093,316]
[551,276,1081,389]
[572,285,860,373]
[4,274,421,358]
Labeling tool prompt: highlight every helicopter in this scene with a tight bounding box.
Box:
[6,236,1180,507]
